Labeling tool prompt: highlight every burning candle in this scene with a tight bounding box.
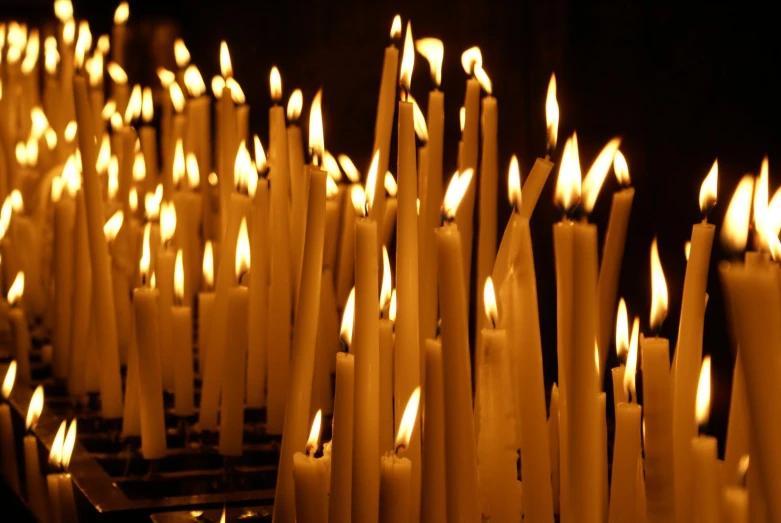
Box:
[293,411,330,523]
[23,385,49,522]
[379,255,394,454]
[691,357,719,523]
[107,61,129,118]
[156,201,177,391]
[52,163,77,380]
[105,210,132,367]
[197,241,216,377]
[611,298,630,411]
[329,349,356,523]
[47,421,67,523]
[382,172,398,246]
[380,387,421,523]
[172,249,194,416]
[0,362,19,493]
[421,339,446,523]
[173,147,204,306]
[287,89,306,268]
[7,273,30,384]
[111,2,129,69]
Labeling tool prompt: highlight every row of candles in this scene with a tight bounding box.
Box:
[0,1,776,522]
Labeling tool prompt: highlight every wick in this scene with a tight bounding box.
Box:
[238,271,249,286]
[489,316,496,329]
[339,337,349,353]
[399,86,409,102]
[305,444,316,457]
[395,442,406,455]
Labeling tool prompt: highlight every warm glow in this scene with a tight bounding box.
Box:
[385,171,398,197]
[172,139,185,187]
[174,249,184,303]
[226,78,245,104]
[114,2,129,24]
[51,177,64,204]
[270,66,282,102]
[44,36,59,75]
[326,175,339,199]
[10,190,24,214]
[614,150,630,186]
[508,155,521,209]
[146,184,163,220]
[54,0,73,22]
[140,224,151,280]
[287,89,303,122]
[133,151,146,181]
[202,241,215,290]
[124,84,142,124]
[554,133,581,213]
[389,289,397,323]
[581,137,621,214]
[474,65,492,95]
[546,73,559,152]
[107,62,127,85]
[220,41,232,78]
[97,135,111,175]
[253,135,268,173]
[220,506,226,523]
[184,65,206,98]
[483,277,498,328]
[461,46,482,76]
[157,67,175,88]
[351,185,367,217]
[459,107,465,133]
[160,201,177,244]
[101,99,117,121]
[415,37,443,87]
[186,153,200,189]
[129,188,138,213]
[340,287,356,347]
[390,15,402,40]
[15,142,27,167]
[235,217,251,280]
[443,168,474,220]
[62,419,77,469]
[338,154,361,183]
[208,173,218,186]
[73,23,89,69]
[103,210,124,242]
[699,159,718,216]
[1,361,16,400]
[720,175,754,254]
[7,272,24,306]
[234,141,253,193]
[97,34,110,55]
[695,356,711,427]
[754,158,769,243]
[408,95,428,142]
[0,199,10,240]
[685,241,691,261]
[170,83,185,113]
[381,246,392,311]
[45,128,58,150]
[64,120,78,143]
[615,297,629,361]
[309,89,324,164]
[26,385,44,431]
[174,38,190,68]
[31,108,48,140]
[306,410,323,455]
[49,420,67,467]
[770,187,781,236]
[108,156,119,199]
[87,50,103,87]
[323,150,341,181]
[624,316,639,399]
[400,21,415,92]
[650,237,668,332]
[211,76,225,99]
[395,387,421,451]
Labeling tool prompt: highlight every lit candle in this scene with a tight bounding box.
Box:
[0,362,20,493]
[156,201,177,391]
[382,172,397,246]
[380,388,421,523]
[105,210,132,367]
[293,411,330,523]
[8,192,45,318]
[287,89,306,278]
[421,339,446,523]
[197,241,216,377]
[24,385,49,522]
[52,162,77,380]
[7,272,31,384]
[183,66,213,236]
[111,2,129,69]
[68,181,91,400]
[691,357,719,523]
[107,61,129,118]
[43,37,61,152]
[59,20,76,137]
[172,250,194,416]
[611,298,629,411]
[218,43,239,233]
[329,350,355,523]
[58,420,78,523]
[47,421,67,523]
[379,258,394,454]
[165,84,188,201]
[157,67,175,177]
[672,160,717,523]
[173,146,204,306]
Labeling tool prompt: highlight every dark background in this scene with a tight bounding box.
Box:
[9,0,781,451]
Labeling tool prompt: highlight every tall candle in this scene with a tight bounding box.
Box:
[197,244,216,377]
[293,411,330,523]
[287,91,306,284]
[692,357,719,523]
[52,172,76,380]
[24,386,49,523]
[421,339,446,523]
[379,388,420,523]
[112,3,129,69]
[68,189,91,400]
[171,250,194,417]
[219,79,239,233]
[724,352,750,487]
[549,384,561,515]
[247,179,269,407]
[7,273,31,384]
[329,352,355,523]
[0,362,19,493]
[156,202,177,391]
[379,312,394,454]
[122,310,141,438]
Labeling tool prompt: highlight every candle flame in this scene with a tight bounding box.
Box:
[287,89,303,122]
[172,139,185,187]
[133,150,146,181]
[365,150,381,213]
[26,385,44,431]
[107,62,127,85]
[64,120,78,143]
[389,289,397,323]
[174,249,184,303]
[309,89,324,165]
[45,128,58,151]
[160,201,177,243]
[146,184,163,220]
[390,15,402,40]
[720,175,754,254]
[97,34,110,55]
[103,210,124,242]
[615,297,629,361]
[474,65,492,95]
[49,420,67,467]
[169,83,185,113]
[650,237,668,332]
[101,99,117,122]
[270,66,282,103]
[483,277,498,327]
[129,188,138,212]
[554,133,581,213]
[508,155,521,208]
[253,135,268,174]
[62,419,77,469]
[684,241,691,261]
[220,41,232,78]
[613,150,630,186]
[203,241,214,290]
[623,316,639,399]
[220,506,226,523]
[10,190,24,215]
[326,174,339,199]
[340,287,356,348]
[15,142,27,167]
[63,154,81,197]
[186,153,200,189]
[546,73,559,152]
[399,21,415,93]
[323,150,342,182]
[0,198,10,240]
[211,76,225,99]
[7,272,24,306]
[306,410,323,455]
[351,185,367,217]
[114,2,129,24]
[395,387,421,451]
[140,223,151,279]
[226,78,246,104]
[174,38,190,68]
[415,37,443,87]
[338,154,361,183]
[699,159,718,216]
[52,177,64,203]
[385,171,398,197]
[21,30,39,74]
[151,271,157,289]
[381,246,392,311]
[581,137,622,214]
[695,356,711,427]
[753,157,769,246]
[461,46,482,76]
[184,65,206,98]
[54,0,73,22]
[73,23,88,69]
[157,67,175,88]
[209,173,218,186]
[235,217,251,280]
[88,50,104,87]
[234,141,253,193]
[44,36,59,75]
[443,169,474,220]
[769,187,781,236]
[124,84,142,124]
[108,155,119,199]
[408,94,428,142]
[1,361,16,400]
[459,107,465,133]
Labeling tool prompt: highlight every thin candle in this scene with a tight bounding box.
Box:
[0,362,19,492]
[380,387,421,523]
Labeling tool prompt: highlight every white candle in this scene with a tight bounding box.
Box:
[293,411,330,523]
[197,241,216,377]
[379,387,420,523]
[421,339,446,523]
[247,179,269,408]
[52,171,76,380]
[329,352,355,523]
[172,250,194,417]
[122,311,141,438]
[24,386,49,523]
[723,486,748,523]
[724,352,749,487]
[156,202,177,391]
[379,313,394,454]
[68,190,91,400]
[692,357,719,523]
[7,273,31,384]
[286,91,306,286]
[0,362,20,493]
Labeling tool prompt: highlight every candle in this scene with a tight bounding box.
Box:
[724,352,750,487]
[219,218,250,457]
[273,166,326,522]
[691,357,719,523]
[293,411,330,523]
[172,250,194,417]
[335,155,361,308]
[247,173,269,408]
[156,201,177,391]
[183,67,212,232]
[112,2,129,69]
[637,458,649,523]
[7,272,31,384]
[596,151,635,378]
[47,421,67,523]
[672,161,717,523]
[421,339,446,523]
[59,20,76,135]
[549,384,561,515]
[52,164,77,380]
[436,169,480,522]
[173,149,204,307]
[219,49,240,233]
[198,242,216,377]
[122,311,141,438]
[68,186,91,400]
[165,85,188,201]
[380,387,421,523]
[0,362,20,493]
[58,420,78,523]
[105,210,132,367]
[723,486,748,523]
[108,62,129,118]
[612,298,629,411]
[329,351,355,523]
[287,90,306,281]
[24,386,49,523]
[382,173,398,246]
[379,265,394,454]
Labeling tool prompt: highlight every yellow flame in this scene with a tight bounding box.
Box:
[21,30,39,74]
[508,155,521,208]
[208,172,218,186]
[133,151,146,181]
[483,277,498,327]
[44,36,59,75]
[97,135,111,174]
[287,89,303,121]
[390,15,402,40]
[754,157,769,240]
[211,75,225,99]
[54,0,73,22]
[389,288,397,323]
[101,99,117,121]
[108,156,119,199]
[443,168,474,220]
[50,420,67,466]
[461,46,482,76]
[474,65,492,95]
[97,34,110,55]
[15,142,27,167]
[415,37,443,87]
[269,66,282,102]
[695,356,711,427]
[1,361,16,400]
[720,175,754,254]
[151,271,156,289]
[351,185,367,217]
[309,89,324,163]
[613,150,630,186]
[580,137,621,214]
[183,65,205,98]
[7,272,24,306]
[160,201,177,243]
[235,217,250,280]
[684,241,691,262]
[395,387,421,450]
[0,198,10,240]
[157,67,175,88]
[31,108,49,140]
[615,297,629,361]
[124,84,142,124]
[10,190,24,214]
[26,385,44,431]
[226,77,245,104]
[45,128,58,150]
[381,246,392,311]
[88,50,103,87]
[408,94,428,142]
[546,73,559,152]
[103,210,124,241]
[384,171,398,197]
[252,135,268,174]
[62,419,77,469]
[400,21,415,92]
[174,38,190,68]
[129,188,138,213]
[699,159,718,215]
[52,176,64,203]
[114,2,129,24]
[174,249,184,302]
[169,83,185,113]
[323,150,341,181]
[340,287,356,347]
[220,41,232,78]
[194,241,212,292]
[554,133,581,213]
[234,141,252,193]
[140,224,152,279]
[624,316,639,399]
[63,120,77,143]
[326,174,339,199]
[220,506,226,523]
[172,139,185,187]
[459,106,465,133]
[338,154,360,183]
[306,410,323,455]
[650,237,668,332]
[364,150,381,213]
[107,62,127,85]
[186,153,200,189]
[146,185,163,220]
[73,24,88,69]
[141,87,154,123]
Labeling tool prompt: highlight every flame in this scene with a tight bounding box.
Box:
[613,150,630,186]
[309,89,324,164]
[97,135,111,174]
[21,31,39,74]
[174,38,190,68]
[474,65,492,94]
[10,190,24,214]
[172,139,185,187]
[181,64,206,97]
[351,185,367,217]
[146,184,163,220]
[554,133,581,213]
[595,342,600,375]
[174,249,184,303]
[0,199,10,240]
[7,272,24,306]
[73,23,88,69]
[220,41,232,78]
[326,174,339,199]
[52,177,64,203]
[461,46,482,76]
[483,277,498,327]
[54,0,73,22]
[234,141,253,193]
[202,241,215,290]
[390,15,402,40]
[140,224,151,279]
[754,157,769,239]
[63,121,77,143]
[226,77,245,104]
[62,419,77,469]
[770,187,781,236]
[699,159,718,215]
[684,241,691,261]
[395,387,421,451]
[45,128,58,150]
[720,175,754,254]
[220,506,226,523]
[133,151,146,181]
[138,87,153,123]
[580,137,621,214]
[287,89,303,122]
[306,410,323,455]
[15,142,27,167]
[169,83,185,113]
[385,172,398,197]
[124,84,142,124]
[269,66,282,102]
[103,210,124,241]
[107,62,127,85]
[546,73,559,152]
[26,137,39,167]
[97,34,110,55]
[323,150,341,181]
[26,385,44,431]
[443,169,474,220]
[1,361,16,400]
[338,154,360,183]
[389,288,397,323]
[31,108,49,140]
[157,67,175,88]
[415,38,443,87]
[615,297,629,361]
[695,356,711,427]
[624,316,639,399]
[650,237,668,332]
[101,99,117,121]
[44,36,59,74]
[160,201,177,243]
[108,156,119,199]
[88,50,103,87]
[381,246,392,311]
[508,155,521,209]
[408,95,428,142]
[340,287,356,347]
[129,188,138,212]
[399,21,415,92]
[252,135,268,174]
[151,272,156,289]
[208,173,218,186]
[235,217,250,280]
[186,153,200,189]
[364,150,381,213]
[50,420,67,467]
[211,76,225,99]
[114,2,129,24]
[459,107,465,133]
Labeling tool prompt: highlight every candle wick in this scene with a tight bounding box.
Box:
[339,337,349,353]
[395,443,406,455]
[306,443,316,457]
